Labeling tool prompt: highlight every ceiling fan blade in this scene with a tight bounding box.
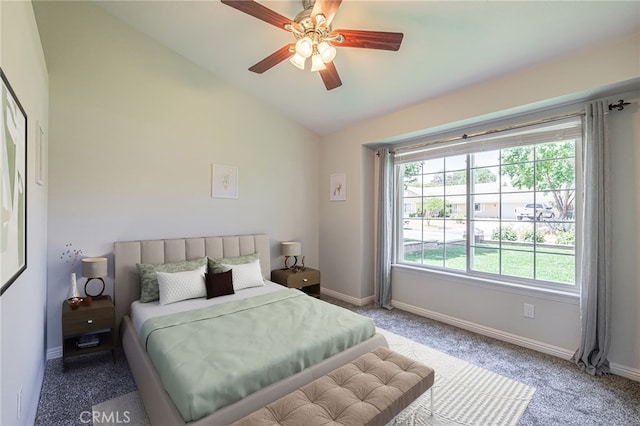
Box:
[319,62,342,91]
[248,44,295,74]
[221,0,292,31]
[332,29,404,51]
[312,0,342,25]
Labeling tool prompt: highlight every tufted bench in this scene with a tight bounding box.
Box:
[231,347,435,426]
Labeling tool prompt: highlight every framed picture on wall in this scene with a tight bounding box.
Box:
[211,164,238,199]
[330,172,346,201]
[1,68,28,295]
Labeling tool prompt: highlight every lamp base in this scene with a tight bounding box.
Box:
[284,255,306,272]
[284,255,297,270]
[84,277,105,298]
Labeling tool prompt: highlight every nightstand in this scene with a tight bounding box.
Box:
[61,295,115,371]
[271,268,321,298]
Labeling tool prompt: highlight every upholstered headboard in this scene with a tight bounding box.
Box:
[113,234,270,338]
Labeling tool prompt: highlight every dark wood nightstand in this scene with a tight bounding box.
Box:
[61,295,115,371]
[271,268,321,298]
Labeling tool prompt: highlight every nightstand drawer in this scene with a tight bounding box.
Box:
[271,268,320,288]
[286,269,320,288]
[62,305,114,336]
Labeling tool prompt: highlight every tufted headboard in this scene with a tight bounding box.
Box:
[113,234,270,338]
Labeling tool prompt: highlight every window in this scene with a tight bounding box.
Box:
[396,118,581,291]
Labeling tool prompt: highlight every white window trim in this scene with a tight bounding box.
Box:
[394,117,582,296]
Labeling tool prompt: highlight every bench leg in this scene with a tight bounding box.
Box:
[430,387,434,416]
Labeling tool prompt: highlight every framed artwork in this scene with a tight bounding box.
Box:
[211,164,238,199]
[35,121,45,186]
[1,68,27,295]
[330,172,346,201]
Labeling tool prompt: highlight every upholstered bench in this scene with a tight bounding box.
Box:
[231,346,435,426]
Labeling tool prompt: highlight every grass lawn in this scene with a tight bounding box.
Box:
[404,242,574,284]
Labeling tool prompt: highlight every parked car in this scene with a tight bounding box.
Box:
[515,203,556,220]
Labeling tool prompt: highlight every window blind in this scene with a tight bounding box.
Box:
[394,116,582,165]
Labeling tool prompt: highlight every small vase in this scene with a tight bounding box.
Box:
[68,272,81,300]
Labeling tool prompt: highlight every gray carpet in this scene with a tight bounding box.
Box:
[35,296,640,425]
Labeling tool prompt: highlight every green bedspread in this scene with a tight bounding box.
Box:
[139,289,375,422]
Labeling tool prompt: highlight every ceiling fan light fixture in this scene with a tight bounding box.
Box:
[221,0,403,90]
[295,36,314,58]
[317,41,337,63]
[310,53,326,72]
[290,53,307,70]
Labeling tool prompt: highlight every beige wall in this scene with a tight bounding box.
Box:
[0,1,49,424]
[320,33,640,378]
[34,1,321,356]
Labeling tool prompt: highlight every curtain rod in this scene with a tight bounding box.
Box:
[379,98,629,156]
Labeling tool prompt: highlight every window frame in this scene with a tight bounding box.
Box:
[394,118,582,295]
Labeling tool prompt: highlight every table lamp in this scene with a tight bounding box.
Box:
[281,241,303,271]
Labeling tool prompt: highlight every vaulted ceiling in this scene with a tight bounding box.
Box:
[95,1,640,134]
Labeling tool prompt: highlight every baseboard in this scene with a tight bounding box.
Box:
[47,346,62,360]
[321,288,375,307]
[610,362,640,382]
[391,300,575,359]
[392,300,640,382]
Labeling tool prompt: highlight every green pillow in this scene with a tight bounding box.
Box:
[137,257,207,303]
[207,253,259,274]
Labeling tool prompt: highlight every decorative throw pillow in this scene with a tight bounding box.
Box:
[137,257,207,303]
[220,258,264,291]
[205,270,235,299]
[208,252,260,274]
[156,265,207,305]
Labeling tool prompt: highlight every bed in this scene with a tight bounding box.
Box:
[114,234,388,425]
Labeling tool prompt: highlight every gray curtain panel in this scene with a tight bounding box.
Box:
[572,100,612,375]
[375,148,395,309]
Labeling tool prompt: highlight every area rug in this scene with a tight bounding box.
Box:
[378,328,536,425]
[92,391,150,426]
[92,328,535,425]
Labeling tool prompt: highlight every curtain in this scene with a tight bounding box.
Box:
[375,148,395,309]
[572,101,612,375]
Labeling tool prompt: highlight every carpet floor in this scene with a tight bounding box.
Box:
[35,295,640,425]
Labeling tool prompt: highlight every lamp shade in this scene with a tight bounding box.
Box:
[318,41,337,63]
[295,37,313,58]
[310,54,326,72]
[289,53,306,70]
[281,242,301,257]
[82,257,107,278]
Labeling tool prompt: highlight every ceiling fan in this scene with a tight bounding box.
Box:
[220,0,404,90]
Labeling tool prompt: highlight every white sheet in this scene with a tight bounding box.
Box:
[130,280,285,334]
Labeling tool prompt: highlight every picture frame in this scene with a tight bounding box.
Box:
[1,68,28,295]
[330,172,347,201]
[211,164,238,199]
[35,120,45,186]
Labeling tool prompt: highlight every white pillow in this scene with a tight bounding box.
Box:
[220,258,264,291]
[156,265,206,305]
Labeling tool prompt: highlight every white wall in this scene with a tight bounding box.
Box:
[0,1,49,424]
[33,1,321,356]
[320,33,640,378]
[608,93,640,377]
